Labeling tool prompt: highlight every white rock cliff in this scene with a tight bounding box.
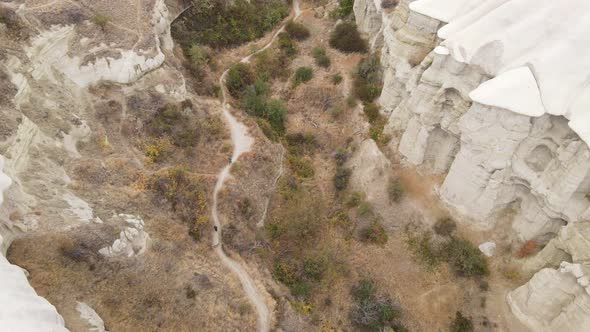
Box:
[354,0,590,330]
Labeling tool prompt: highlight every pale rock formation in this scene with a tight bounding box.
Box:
[99,214,150,258]
[355,0,590,330]
[76,302,108,332]
[348,139,392,212]
[478,241,495,257]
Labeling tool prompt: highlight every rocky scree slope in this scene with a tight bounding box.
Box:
[353,0,590,331]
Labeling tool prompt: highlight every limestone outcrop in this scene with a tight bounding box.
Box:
[98,214,150,258]
[354,0,590,330]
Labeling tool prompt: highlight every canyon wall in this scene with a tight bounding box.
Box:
[0,0,182,328]
[354,0,590,331]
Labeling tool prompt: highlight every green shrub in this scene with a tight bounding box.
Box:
[450,312,474,332]
[303,255,327,281]
[333,166,351,191]
[354,55,382,103]
[329,22,367,53]
[346,192,363,207]
[288,155,315,179]
[92,13,109,31]
[291,281,311,297]
[331,0,354,18]
[312,47,331,68]
[331,73,343,85]
[285,20,310,40]
[226,63,256,98]
[406,232,442,270]
[357,201,373,217]
[293,66,314,86]
[273,259,299,285]
[278,32,298,57]
[443,237,489,277]
[171,0,289,49]
[433,218,456,236]
[387,177,404,203]
[242,79,287,133]
[360,220,388,245]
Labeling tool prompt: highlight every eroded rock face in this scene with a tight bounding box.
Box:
[355,0,590,330]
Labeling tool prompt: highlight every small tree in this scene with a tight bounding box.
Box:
[333,166,351,191]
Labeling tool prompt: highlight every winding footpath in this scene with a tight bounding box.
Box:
[211,1,302,331]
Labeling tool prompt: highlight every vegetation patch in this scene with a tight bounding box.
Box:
[312,47,331,68]
[360,219,388,246]
[330,0,354,19]
[285,20,310,40]
[349,279,407,331]
[406,228,489,278]
[293,66,314,87]
[450,311,474,332]
[329,22,367,53]
[387,177,404,203]
[433,217,456,237]
[333,166,352,191]
[149,167,208,241]
[354,55,383,103]
[172,0,289,49]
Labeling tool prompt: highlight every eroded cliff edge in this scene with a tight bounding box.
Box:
[354,0,590,330]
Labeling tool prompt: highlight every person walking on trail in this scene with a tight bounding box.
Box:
[214,226,218,232]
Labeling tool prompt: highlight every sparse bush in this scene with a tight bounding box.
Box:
[273,259,299,285]
[354,55,382,103]
[287,154,315,178]
[450,312,473,332]
[285,20,310,40]
[286,132,316,156]
[146,104,199,148]
[363,103,380,123]
[254,48,292,81]
[443,237,489,277]
[360,219,388,245]
[312,47,331,68]
[331,73,343,85]
[349,279,404,331]
[433,218,456,236]
[92,13,109,31]
[406,231,442,270]
[226,63,256,98]
[303,255,327,281]
[149,167,208,240]
[329,22,367,53]
[387,177,404,203]
[514,239,539,258]
[333,166,351,191]
[293,66,313,86]
[334,147,348,166]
